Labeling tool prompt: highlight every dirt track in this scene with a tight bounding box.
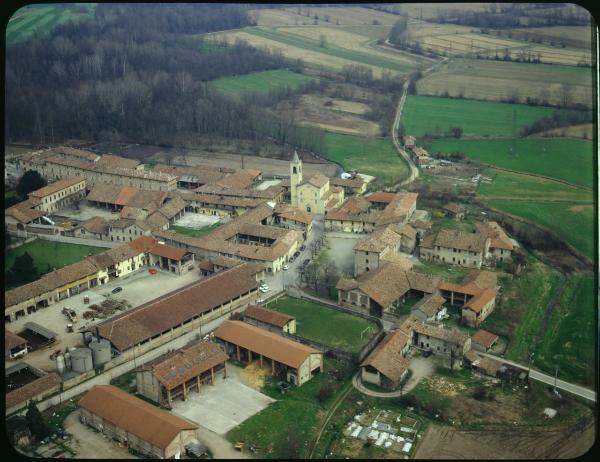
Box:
[415,420,595,459]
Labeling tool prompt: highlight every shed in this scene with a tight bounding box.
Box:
[23,322,57,341]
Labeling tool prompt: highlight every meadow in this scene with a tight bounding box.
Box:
[402,95,558,137]
[5,239,109,286]
[208,69,316,97]
[7,3,96,46]
[321,132,409,186]
[266,296,377,353]
[249,6,400,27]
[429,138,594,188]
[416,58,593,108]
[532,274,595,386]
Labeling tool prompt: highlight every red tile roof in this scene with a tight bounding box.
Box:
[28,176,85,198]
[244,305,294,328]
[79,385,197,450]
[470,329,499,349]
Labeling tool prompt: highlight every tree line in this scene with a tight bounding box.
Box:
[5,3,326,153]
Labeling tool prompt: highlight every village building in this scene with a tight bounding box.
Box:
[273,204,313,239]
[243,305,296,334]
[353,225,414,276]
[215,320,323,386]
[178,190,262,218]
[5,199,48,234]
[329,175,368,196]
[5,330,29,360]
[290,151,344,214]
[336,262,440,317]
[19,147,177,191]
[360,328,411,390]
[365,191,396,210]
[27,176,86,213]
[78,385,199,459]
[410,293,447,322]
[475,220,514,263]
[443,203,466,220]
[438,270,498,327]
[97,264,260,353]
[410,146,430,166]
[6,363,61,414]
[154,203,303,273]
[69,216,110,240]
[411,219,432,240]
[135,340,228,407]
[470,329,499,353]
[129,236,196,275]
[464,352,505,378]
[403,316,471,357]
[403,135,416,149]
[152,163,231,189]
[86,183,168,213]
[420,229,491,268]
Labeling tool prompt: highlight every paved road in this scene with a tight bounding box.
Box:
[479,352,596,402]
[392,80,419,187]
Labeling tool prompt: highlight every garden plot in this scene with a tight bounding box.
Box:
[343,408,421,455]
[174,212,221,229]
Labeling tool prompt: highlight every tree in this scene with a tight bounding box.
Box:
[5,225,12,250]
[449,127,463,138]
[317,383,333,402]
[8,252,38,287]
[26,401,51,440]
[16,170,47,199]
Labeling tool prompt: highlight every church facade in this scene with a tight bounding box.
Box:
[290,151,344,214]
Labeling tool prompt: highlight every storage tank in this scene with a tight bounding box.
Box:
[71,348,93,373]
[82,331,93,345]
[89,339,111,367]
[64,352,72,369]
[56,354,65,374]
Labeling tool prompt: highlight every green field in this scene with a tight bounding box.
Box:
[208,69,316,97]
[430,138,594,188]
[7,4,96,46]
[171,223,222,237]
[266,296,377,353]
[5,239,108,283]
[403,96,559,137]
[487,199,594,259]
[532,274,595,386]
[246,27,413,73]
[322,132,409,186]
[413,260,470,284]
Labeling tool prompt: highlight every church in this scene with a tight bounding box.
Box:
[290,151,344,214]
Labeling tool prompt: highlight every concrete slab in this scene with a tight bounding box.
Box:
[325,234,362,276]
[255,179,282,191]
[54,203,121,222]
[174,213,221,229]
[170,371,275,435]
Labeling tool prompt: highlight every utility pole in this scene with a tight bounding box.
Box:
[554,366,559,392]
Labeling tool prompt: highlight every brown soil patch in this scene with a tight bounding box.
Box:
[240,361,272,390]
[569,204,593,213]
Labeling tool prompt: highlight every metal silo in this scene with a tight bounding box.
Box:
[89,339,111,367]
[71,348,93,372]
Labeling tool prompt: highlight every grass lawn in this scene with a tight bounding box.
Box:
[394,294,421,315]
[110,371,137,394]
[5,239,109,286]
[227,358,355,459]
[322,132,409,186]
[171,223,222,237]
[7,4,96,46]
[403,95,559,137]
[266,296,377,353]
[412,260,470,284]
[429,138,594,188]
[483,255,561,359]
[532,274,595,387]
[208,69,316,97]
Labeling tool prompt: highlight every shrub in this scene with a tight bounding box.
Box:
[317,383,334,403]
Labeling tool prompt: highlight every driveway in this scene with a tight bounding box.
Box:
[169,368,275,435]
[63,410,136,459]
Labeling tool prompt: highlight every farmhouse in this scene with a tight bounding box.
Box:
[135,340,228,407]
[475,220,514,263]
[5,199,48,233]
[403,316,471,357]
[420,229,490,268]
[365,191,396,209]
[5,363,61,414]
[439,270,498,327]
[410,293,447,322]
[86,183,168,212]
[153,163,230,189]
[353,225,414,276]
[336,262,440,317]
[443,203,466,220]
[243,304,296,334]
[403,135,416,149]
[273,204,313,238]
[410,146,430,166]
[27,176,86,213]
[215,320,323,386]
[470,329,499,352]
[329,175,368,196]
[290,151,344,214]
[78,385,199,459]
[360,328,411,390]
[178,190,263,217]
[129,236,196,275]
[96,264,259,353]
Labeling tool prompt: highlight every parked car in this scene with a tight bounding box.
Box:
[283,264,289,271]
[294,251,301,258]
[289,256,296,263]
[259,287,269,293]
[421,350,432,358]
[302,259,310,267]
[111,287,123,294]
[300,245,306,251]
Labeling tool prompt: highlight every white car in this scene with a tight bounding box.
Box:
[282,264,289,271]
[259,287,269,293]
